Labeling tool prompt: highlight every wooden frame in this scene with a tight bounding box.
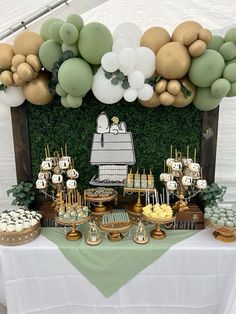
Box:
[11,104,219,185]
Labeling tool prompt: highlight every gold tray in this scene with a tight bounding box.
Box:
[0,222,41,246]
[205,218,236,242]
[55,214,90,226]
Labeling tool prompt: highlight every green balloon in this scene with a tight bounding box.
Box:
[56,83,67,97]
[58,58,93,96]
[78,22,113,65]
[39,40,62,72]
[219,42,236,61]
[223,63,236,82]
[189,49,225,87]
[207,35,224,51]
[60,23,79,45]
[193,87,221,111]
[66,14,84,32]
[224,27,236,43]
[62,43,79,56]
[66,94,83,108]
[61,97,70,108]
[49,22,64,43]
[227,81,236,97]
[211,78,231,98]
[40,18,63,40]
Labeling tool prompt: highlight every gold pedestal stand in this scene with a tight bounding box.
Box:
[213,231,236,242]
[99,221,132,242]
[150,222,166,240]
[172,186,189,212]
[107,232,123,241]
[143,215,175,240]
[205,218,236,242]
[92,203,112,214]
[85,190,117,215]
[66,222,82,241]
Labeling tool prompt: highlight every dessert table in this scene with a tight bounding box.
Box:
[0,227,236,314]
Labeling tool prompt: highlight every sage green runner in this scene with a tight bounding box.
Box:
[41,226,198,297]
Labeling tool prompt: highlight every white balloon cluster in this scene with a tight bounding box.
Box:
[92,22,155,104]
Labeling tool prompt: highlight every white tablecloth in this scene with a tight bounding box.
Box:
[0,228,236,314]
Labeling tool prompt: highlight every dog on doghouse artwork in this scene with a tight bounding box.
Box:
[90,112,136,186]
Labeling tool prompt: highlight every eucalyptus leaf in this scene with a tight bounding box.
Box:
[111,77,119,85]
[105,72,112,79]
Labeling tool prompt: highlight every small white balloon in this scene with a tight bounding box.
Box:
[101,52,119,73]
[135,47,156,78]
[113,22,142,48]
[0,86,25,107]
[92,67,123,104]
[112,38,130,53]
[118,47,136,69]
[138,84,153,101]
[128,71,145,89]
[123,88,138,102]
[119,64,134,76]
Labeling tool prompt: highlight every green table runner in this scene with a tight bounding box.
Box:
[41,226,198,297]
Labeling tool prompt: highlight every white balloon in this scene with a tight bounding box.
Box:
[101,52,119,73]
[138,84,153,101]
[123,88,138,102]
[92,68,123,104]
[118,48,136,68]
[135,47,156,78]
[119,64,134,76]
[113,22,142,48]
[0,86,25,107]
[112,38,131,54]
[128,71,145,89]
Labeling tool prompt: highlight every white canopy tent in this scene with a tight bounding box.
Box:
[0,0,235,211]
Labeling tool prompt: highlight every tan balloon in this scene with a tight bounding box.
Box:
[159,91,175,106]
[172,21,202,43]
[13,31,44,56]
[188,39,206,57]
[0,70,14,86]
[139,92,161,108]
[155,79,168,94]
[17,63,34,81]
[156,42,191,79]
[172,77,196,108]
[141,27,170,54]
[22,71,53,105]
[26,55,42,72]
[12,54,26,69]
[199,28,212,44]
[167,80,181,95]
[13,72,25,86]
[183,30,198,46]
[11,66,17,72]
[0,43,14,69]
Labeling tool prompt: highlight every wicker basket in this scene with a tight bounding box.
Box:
[0,222,41,246]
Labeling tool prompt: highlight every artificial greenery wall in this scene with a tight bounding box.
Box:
[27,92,202,191]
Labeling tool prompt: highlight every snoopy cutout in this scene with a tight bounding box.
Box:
[96,112,110,134]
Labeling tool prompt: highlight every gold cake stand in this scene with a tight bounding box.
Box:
[142,215,175,240]
[99,221,132,241]
[55,215,90,241]
[85,189,117,215]
[205,218,236,242]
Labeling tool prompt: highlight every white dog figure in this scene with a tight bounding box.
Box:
[166,180,177,191]
[66,179,77,190]
[163,173,174,182]
[36,179,47,189]
[182,175,193,186]
[41,160,52,171]
[171,162,182,177]
[52,174,63,184]
[166,158,175,167]
[189,163,200,179]
[197,179,207,189]
[96,112,110,134]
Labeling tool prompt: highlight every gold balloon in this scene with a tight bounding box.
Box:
[13,31,44,56]
[13,72,25,86]
[172,77,196,108]
[167,80,181,95]
[12,54,26,69]
[172,21,202,43]
[23,71,53,105]
[11,66,17,72]
[17,63,34,81]
[141,27,170,54]
[155,79,168,94]
[156,42,191,79]
[188,39,206,57]
[0,70,14,86]
[139,92,161,108]
[183,30,198,46]
[26,55,42,72]
[0,43,14,69]
[199,28,212,44]
[159,91,175,106]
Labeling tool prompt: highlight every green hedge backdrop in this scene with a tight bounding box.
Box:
[27,92,202,191]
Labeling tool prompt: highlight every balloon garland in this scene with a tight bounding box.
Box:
[0,15,236,111]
